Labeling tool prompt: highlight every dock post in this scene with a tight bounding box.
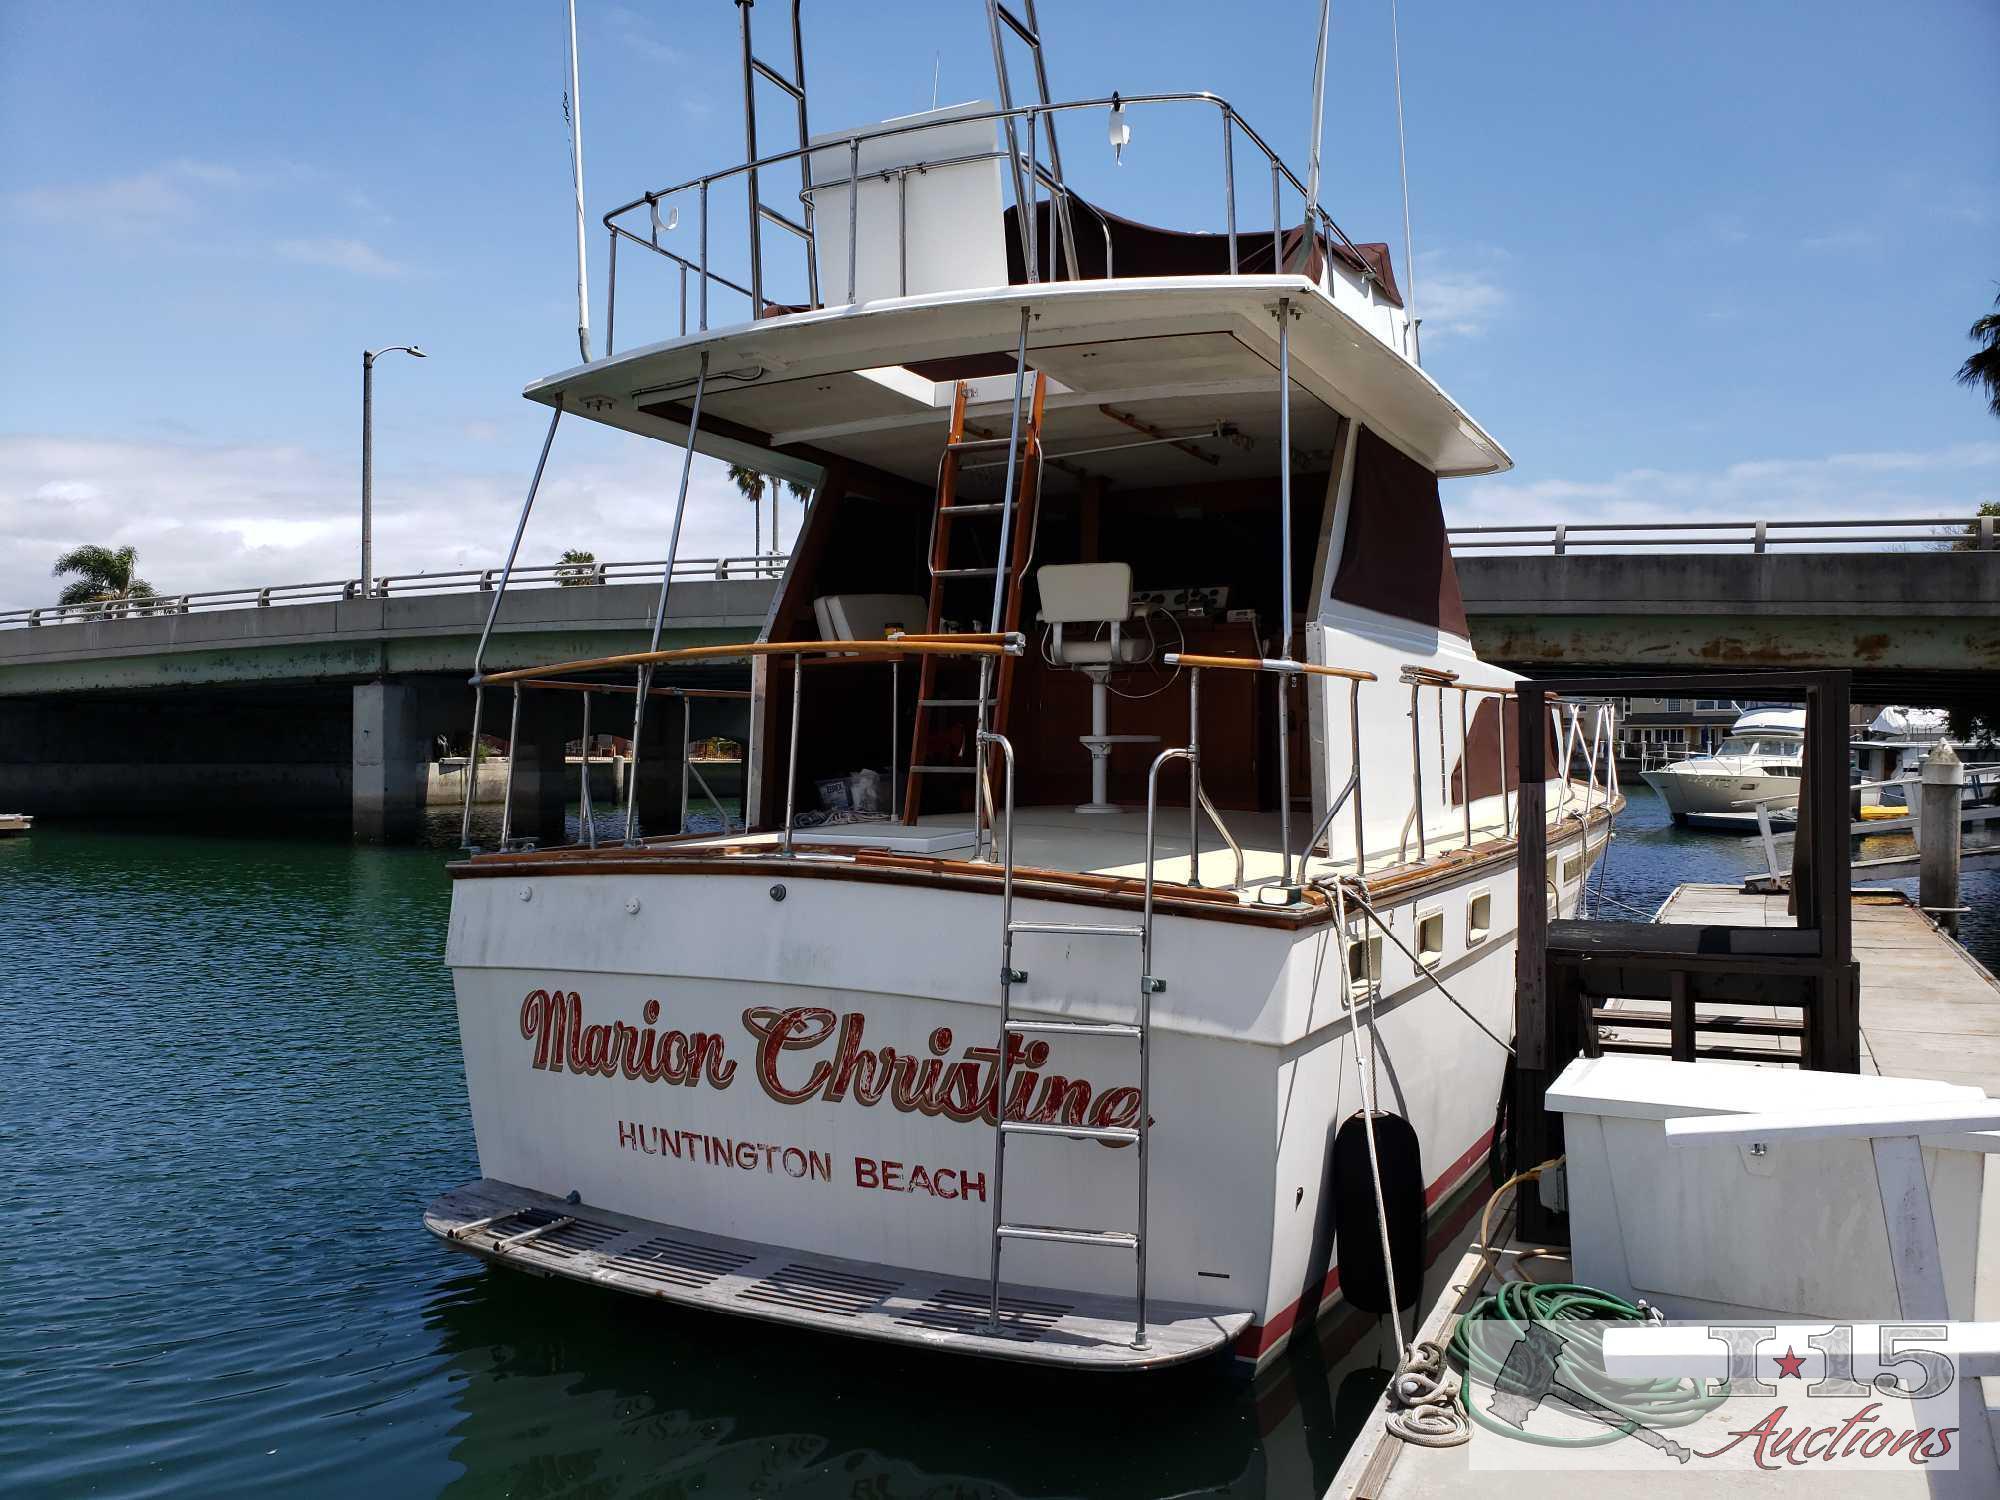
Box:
[1919,742,1965,936]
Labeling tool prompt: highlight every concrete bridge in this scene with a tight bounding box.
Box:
[5,521,1993,839]
[0,575,772,842]
[1455,550,2000,709]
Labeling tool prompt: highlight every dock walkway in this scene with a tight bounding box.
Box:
[1648,884,2000,1089]
[1327,884,2000,1498]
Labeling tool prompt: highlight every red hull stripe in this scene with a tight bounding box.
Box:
[1233,1126,1496,1360]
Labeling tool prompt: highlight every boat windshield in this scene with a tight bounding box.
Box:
[1714,736,1802,760]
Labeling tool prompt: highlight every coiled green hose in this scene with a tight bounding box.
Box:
[1447,1280,1729,1447]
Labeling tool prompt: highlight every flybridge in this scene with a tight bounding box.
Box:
[579,0,1416,362]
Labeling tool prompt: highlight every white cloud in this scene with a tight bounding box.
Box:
[1444,441,2000,532]
[9,158,246,231]
[604,5,684,65]
[1413,247,1508,339]
[1800,226,1876,254]
[0,430,793,611]
[273,236,410,278]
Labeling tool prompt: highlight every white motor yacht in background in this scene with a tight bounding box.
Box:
[1640,706,1804,823]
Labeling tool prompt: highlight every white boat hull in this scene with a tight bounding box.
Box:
[435,819,1607,1373]
[1640,764,1798,821]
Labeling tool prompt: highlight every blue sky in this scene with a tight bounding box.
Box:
[2,0,1994,608]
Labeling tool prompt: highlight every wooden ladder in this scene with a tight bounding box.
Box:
[902,374,1048,823]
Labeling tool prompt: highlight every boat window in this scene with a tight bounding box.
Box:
[1716,735,1799,759]
[1417,910,1445,966]
[1467,890,1492,945]
[1347,935,1383,996]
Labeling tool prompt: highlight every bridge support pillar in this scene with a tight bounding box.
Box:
[352,680,428,842]
[631,697,688,840]
[508,701,573,848]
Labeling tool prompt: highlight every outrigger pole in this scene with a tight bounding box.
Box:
[566,0,592,363]
[1303,0,1332,213]
[623,352,712,845]
[461,406,566,851]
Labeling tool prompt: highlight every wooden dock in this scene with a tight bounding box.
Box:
[1630,885,2000,1090]
[1327,883,2000,1498]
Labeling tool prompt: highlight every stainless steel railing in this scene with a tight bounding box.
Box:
[596,91,1395,346]
[1449,515,1999,553]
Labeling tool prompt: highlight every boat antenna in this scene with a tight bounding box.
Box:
[1389,0,1418,356]
[1303,0,1332,216]
[931,52,941,110]
[565,0,593,363]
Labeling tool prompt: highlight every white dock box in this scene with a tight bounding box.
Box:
[1549,1055,1988,1322]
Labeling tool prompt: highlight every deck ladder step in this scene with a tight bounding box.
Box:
[1000,1120,1140,1144]
[910,764,977,776]
[996,1223,1140,1250]
[933,566,999,578]
[920,697,995,708]
[1009,921,1145,938]
[938,502,1012,517]
[1005,1018,1144,1039]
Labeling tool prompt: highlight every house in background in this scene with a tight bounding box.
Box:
[1614,696,1747,769]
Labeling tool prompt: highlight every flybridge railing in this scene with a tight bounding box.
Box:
[0,554,788,629]
[1449,515,1998,554]
[597,91,1393,349]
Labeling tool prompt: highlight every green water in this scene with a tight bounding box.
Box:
[3,799,1992,1498]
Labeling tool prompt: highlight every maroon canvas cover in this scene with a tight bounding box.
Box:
[1330,427,1468,639]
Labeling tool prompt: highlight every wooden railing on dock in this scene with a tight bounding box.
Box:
[1510,670,1860,1244]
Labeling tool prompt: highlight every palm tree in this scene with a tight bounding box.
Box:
[52,544,156,618]
[555,547,600,585]
[727,464,767,555]
[1958,287,2000,418]
[774,478,813,553]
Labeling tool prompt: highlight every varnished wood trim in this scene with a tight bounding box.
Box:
[450,798,1621,932]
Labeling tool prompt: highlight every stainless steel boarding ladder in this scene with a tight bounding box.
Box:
[979,730,1189,1348]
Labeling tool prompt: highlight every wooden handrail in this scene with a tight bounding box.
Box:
[885,631,1015,645]
[481,634,1017,686]
[516,678,752,699]
[1162,652,1377,683]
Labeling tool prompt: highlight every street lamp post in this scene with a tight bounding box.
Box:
[361,344,426,596]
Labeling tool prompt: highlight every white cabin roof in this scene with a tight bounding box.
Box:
[522,275,1511,487]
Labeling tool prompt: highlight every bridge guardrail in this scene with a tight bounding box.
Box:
[9,513,1991,630]
[2,554,789,630]
[1448,515,1997,554]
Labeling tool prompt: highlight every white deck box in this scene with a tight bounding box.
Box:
[1549,1055,1988,1322]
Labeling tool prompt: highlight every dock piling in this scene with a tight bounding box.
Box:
[1919,743,1966,935]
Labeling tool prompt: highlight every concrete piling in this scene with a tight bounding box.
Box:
[1919,742,1965,936]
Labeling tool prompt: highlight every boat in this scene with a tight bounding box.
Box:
[0,812,31,836]
[424,2,1620,1378]
[1638,705,1804,824]
[1851,704,1997,809]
